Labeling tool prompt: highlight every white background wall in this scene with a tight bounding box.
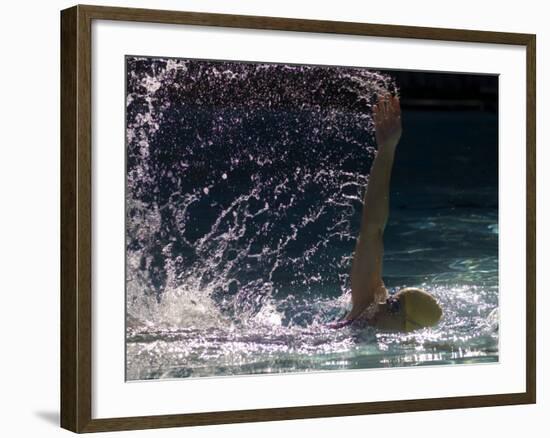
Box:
[0,0,545,436]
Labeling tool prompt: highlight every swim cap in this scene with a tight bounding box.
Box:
[396,288,443,331]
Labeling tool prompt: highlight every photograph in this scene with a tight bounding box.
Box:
[125,56,499,381]
[0,0,543,434]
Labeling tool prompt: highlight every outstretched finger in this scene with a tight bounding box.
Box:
[376,95,388,121]
[374,107,387,129]
[392,95,401,116]
[381,94,391,114]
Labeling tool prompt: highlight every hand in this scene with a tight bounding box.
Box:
[373,94,402,151]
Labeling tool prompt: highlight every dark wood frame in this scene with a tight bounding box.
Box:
[61,4,536,433]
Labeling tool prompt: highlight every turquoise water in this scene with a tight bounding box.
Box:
[126,196,498,380]
[125,57,498,381]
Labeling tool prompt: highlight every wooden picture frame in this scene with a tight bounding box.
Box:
[61,4,536,433]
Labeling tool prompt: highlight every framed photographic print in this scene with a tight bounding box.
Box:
[60,4,536,433]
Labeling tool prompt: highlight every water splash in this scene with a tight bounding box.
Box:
[126,56,396,329]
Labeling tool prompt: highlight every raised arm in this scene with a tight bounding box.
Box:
[345,94,402,320]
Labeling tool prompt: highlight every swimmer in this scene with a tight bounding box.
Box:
[328,94,443,331]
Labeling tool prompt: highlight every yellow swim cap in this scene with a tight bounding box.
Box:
[396,288,443,331]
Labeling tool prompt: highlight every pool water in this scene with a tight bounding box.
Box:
[125,57,498,381]
[126,194,498,380]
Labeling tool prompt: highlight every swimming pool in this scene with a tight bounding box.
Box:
[125,58,498,380]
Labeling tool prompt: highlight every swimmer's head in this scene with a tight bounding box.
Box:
[372,287,443,332]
